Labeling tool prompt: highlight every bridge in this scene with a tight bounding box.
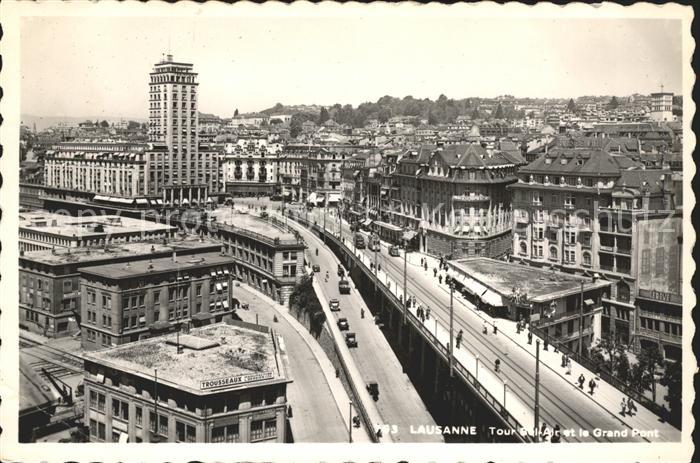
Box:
[289,206,681,443]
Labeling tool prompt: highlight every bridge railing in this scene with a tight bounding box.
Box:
[292,213,533,442]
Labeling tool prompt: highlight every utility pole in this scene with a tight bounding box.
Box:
[578,281,584,357]
[348,401,353,443]
[449,282,454,378]
[323,207,327,244]
[534,340,540,442]
[403,236,408,325]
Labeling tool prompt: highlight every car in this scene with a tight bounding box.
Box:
[337,317,349,330]
[366,380,379,400]
[338,279,351,294]
[345,332,357,348]
[337,264,345,277]
[374,315,385,329]
[389,246,400,257]
[312,264,321,273]
[329,298,340,311]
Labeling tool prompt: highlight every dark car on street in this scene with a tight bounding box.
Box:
[337,264,345,277]
[338,279,351,294]
[345,332,357,348]
[312,264,321,273]
[389,246,400,257]
[337,317,349,330]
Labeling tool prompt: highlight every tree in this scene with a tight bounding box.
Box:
[289,117,303,139]
[608,96,619,110]
[636,345,664,401]
[660,360,681,426]
[318,107,330,124]
[234,108,239,117]
[471,108,480,120]
[127,120,140,130]
[494,103,504,119]
[567,98,577,113]
[100,120,109,128]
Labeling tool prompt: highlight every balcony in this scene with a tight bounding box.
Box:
[636,328,681,346]
[639,308,682,324]
[452,194,490,203]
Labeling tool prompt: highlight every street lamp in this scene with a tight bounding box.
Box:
[402,233,408,325]
[535,339,541,442]
[348,401,353,443]
[503,380,508,409]
[449,281,454,378]
[475,354,480,380]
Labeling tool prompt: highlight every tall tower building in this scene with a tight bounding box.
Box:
[649,91,674,122]
[148,54,217,205]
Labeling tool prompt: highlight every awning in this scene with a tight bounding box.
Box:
[149,321,172,331]
[139,315,146,323]
[216,302,223,308]
[182,198,189,204]
[223,269,230,275]
[402,230,418,241]
[210,271,217,277]
[136,198,148,205]
[206,197,214,203]
[93,195,109,201]
[222,282,228,289]
[458,275,489,296]
[118,432,129,443]
[192,312,213,321]
[283,191,291,197]
[217,270,224,276]
[327,194,341,203]
[481,289,506,307]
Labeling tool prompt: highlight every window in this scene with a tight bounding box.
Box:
[212,423,239,443]
[582,252,592,266]
[549,247,558,260]
[149,411,157,433]
[159,415,169,436]
[97,392,105,412]
[251,420,264,441]
[154,290,161,304]
[90,419,97,437]
[655,248,665,276]
[196,285,202,296]
[135,406,143,426]
[264,418,277,439]
[98,422,106,441]
[532,193,543,205]
[641,249,651,275]
[564,249,576,264]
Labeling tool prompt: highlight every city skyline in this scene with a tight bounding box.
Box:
[21,17,682,119]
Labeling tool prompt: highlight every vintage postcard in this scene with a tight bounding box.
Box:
[0,1,695,462]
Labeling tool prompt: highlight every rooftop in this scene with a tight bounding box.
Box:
[449,257,610,302]
[85,322,285,393]
[19,356,60,412]
[21,236,220,266]
[19,211,175,239]
[211,208,297,241]
[79,251,234,280]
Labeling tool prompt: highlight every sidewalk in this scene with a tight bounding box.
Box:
[234,283,372,443]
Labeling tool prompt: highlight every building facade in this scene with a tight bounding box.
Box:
[19,238,221,338]
[79,251,236,350]
[509,147,682,359]
[392,144,524,258]
[83,322,291,443]
[221,138,281,196]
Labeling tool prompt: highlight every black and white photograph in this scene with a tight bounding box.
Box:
[0,2,694,463]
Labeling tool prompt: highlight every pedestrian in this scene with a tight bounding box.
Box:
[493,321,498,335]
[527,330,533,344]
[627,397,637,416]
[433,268,438,277]
[376,427,383,440]
[438,275,443,284]
[426,308,431,320]
[420,257,424,266]
[456,329,463,348]
[577,374,585,389]
[539,423,549,442]
[516,322,521,334]
[551,424,561,443]
[588,378,597,395]
[424,262,428,271]
[660,404,669,423]
[543,339,548,351]
[495,359,501,373]
[620,398,627,416]
[483,322,488,335]
[566,361,572,375]
[561,354,567,368]
[378,263,382,272]
[361,308,365,319]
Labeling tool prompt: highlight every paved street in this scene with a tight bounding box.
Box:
[233,283,363,442]
[301,207,681,443]
[289,217,443,443]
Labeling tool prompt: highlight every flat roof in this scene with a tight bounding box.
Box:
[449,257,610,302]
[85,323,285,393]
[21,236,221,266]
[19,211,175,238]
[211,208,296,241]
[79,251,234,280]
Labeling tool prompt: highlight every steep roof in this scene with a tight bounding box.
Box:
[614,169,671,195]
[520,148,636,176]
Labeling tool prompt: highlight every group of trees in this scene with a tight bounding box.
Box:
[288,275,326,338]
[589,336,681,426]
[275,95,531,138]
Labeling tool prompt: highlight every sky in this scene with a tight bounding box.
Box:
[21,16,683,119]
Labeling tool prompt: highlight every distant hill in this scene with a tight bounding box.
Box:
[259,103,322,116]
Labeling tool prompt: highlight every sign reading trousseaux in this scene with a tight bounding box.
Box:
[200,372,274,390]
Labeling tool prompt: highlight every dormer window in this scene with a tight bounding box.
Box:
[560,158,568,165]
[545,158,552,164]
[577,159,584,165]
